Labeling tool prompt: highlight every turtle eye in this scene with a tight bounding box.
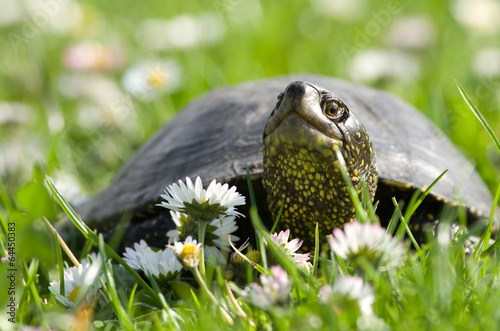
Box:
[321,96,348,122]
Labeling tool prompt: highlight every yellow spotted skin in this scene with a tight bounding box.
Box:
[262,81,377,250]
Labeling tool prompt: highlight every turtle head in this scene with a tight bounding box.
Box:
[262,81,377,248]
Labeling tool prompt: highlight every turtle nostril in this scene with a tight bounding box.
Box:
[286,81,307,97]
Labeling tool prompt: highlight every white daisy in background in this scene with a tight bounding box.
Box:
[170,236,202,269]
[349,48,420,84]
[63,41,125,72]
[452,0,500,35]
[134,13,226,51]
[48,255,103,308]
[312,0,367,22]
[329,221,407,271]
[384,15,436,50]
[123,240,182,281]
[58,72,134,129]
[472,48,500,79]
[158,176,246,223]
[319,275,374,316]
[241,265,291,310]
[268,229,312,270]
[0,0,24,27]
[122,59,181,101]
[167,211,240,264]
[0,102,33,127]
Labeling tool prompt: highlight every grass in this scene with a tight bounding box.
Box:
[1,0,500,330]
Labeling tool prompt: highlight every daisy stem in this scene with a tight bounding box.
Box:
[198,221,208,278]
[191,265,217,305]
[191,266,234,325]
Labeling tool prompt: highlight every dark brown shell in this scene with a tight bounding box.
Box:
[81,75,495,229]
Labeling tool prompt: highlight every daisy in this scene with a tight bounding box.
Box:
[122,59,181,101]
[48,255,103,308]
[268,229,311,268]
[452,0,500,35]
[123,240,182,280]
[319,275,374,316]
[241,266,291,310]
[170,236,202,269]
[158,177,245,223]
[167,211,239,264]
[349,48,420,84]
[63,41,125,71]
[328,221,406,271]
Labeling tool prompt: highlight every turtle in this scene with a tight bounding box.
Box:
[78,75,496,251]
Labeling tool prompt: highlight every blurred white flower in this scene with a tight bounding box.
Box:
[319,275,374,316]
[384,15,436,50]
[312,0,367,21]
[24,0,85,35]
[122,59,181,101]
[158,176,245,222]
[349,48,420,83]
[123,240,182,280]
[48,254,103,308]
[58,73,134,128]
[0,137,43,181]
[135,13,226,51]
[0,102,33,126]
[472,48,500,79]
[0,0,24,27]
[171,236,202,269]
[241,266,291,310]
[63,41,125,71]
[329,221,407,270]
[452,0,500,34]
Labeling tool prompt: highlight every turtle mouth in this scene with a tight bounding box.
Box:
[264,81,344,153]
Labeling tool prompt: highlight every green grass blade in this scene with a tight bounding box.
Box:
[404,170,448,222]
[45,175,164,308]
[98,235,135,331]
[334,148,369,224]
[313,222,319,276]
[392,197,425,265]
[455,80,500,155]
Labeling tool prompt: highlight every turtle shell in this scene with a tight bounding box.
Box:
[80,75,495,246]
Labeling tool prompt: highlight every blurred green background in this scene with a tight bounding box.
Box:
[0,0,499,206]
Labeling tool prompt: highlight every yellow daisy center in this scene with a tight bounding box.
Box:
[68,286,81,303]
[147,68,168,88]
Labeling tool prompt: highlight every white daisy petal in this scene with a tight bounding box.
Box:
[123,240,182,279]
[48,254,104,308]
[329,222,407,270]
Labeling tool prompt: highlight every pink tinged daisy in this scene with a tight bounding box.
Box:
[170,236,202,269]
[123,240,182,280]
[319,275,375,316]
[269,229,311,268]
[158,176,246,223]
[48,256,103,308]
[63,41,125,71]
[122,59,181,101]
[328,221,407,271]
[241,265,291,310]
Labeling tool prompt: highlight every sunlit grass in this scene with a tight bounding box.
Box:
[1,0,500,330]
